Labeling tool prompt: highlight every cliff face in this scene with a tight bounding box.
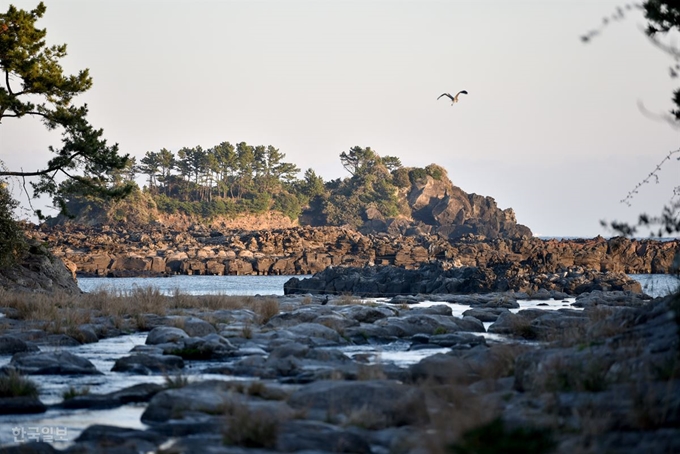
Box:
[396,173,532,239]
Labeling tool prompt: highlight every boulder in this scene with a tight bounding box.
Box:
[111,353,184,375]
[0,335,39,355]
[287,379,429,428]
[6,351,101,375]
[145,326,190,345]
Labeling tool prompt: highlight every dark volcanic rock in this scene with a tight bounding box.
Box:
[111,354,184,375]
[284,262,644,297]
[0,396,47,415]
[5,351,101,375]
[0,335,39,355]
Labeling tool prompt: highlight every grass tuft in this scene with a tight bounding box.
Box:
[0,370,39,398]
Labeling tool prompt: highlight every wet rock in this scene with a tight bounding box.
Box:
[112,353,184,375]
[5,351,101,375]
[166,334,237,360]
[145,326,190,345]
[375,314,484,338]
[463,307,510,322]
[59,383,164,410]
[0,396,47,415]
[413,332,488,349]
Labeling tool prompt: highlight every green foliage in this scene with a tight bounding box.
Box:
[392,167,411,188]
[449,417,555,454]
[0,370,39,398]
[62,385,90,400]
[0,2,132,218]
[0,185,26,268]
[425,164,446,181]
[273,192,302,220]
[409,168,428,184]
[169,347,213,360]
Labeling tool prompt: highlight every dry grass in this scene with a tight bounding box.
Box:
[0,369,39,398]
[336,294,362,305]
[343,404,389,429]
[221,398,282,448]
[163,372,191,389]
[419,380,501,454]
[356,364,387,381]
[0,288,287,332]
[255,298,279,324]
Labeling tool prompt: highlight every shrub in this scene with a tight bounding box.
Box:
[0,185,27,268]
[408,168,428,185]
[0,370,39,398]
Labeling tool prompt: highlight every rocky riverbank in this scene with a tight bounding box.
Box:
[0,287,678,453]
[29,223,680,278]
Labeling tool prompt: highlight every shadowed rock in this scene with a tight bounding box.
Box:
[287,379,429,428]
[5,351,101,375]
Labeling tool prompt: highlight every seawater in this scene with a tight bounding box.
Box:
[77,274,293,296]
[77,274,680,299]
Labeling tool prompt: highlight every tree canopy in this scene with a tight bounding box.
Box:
[0,2,131,218]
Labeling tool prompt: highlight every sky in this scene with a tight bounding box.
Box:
[1,0,679,238]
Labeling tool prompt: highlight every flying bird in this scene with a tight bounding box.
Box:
[437,90,468,105]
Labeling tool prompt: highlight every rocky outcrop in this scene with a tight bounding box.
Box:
[28,223,680,278]
[392,171,532,240]
[0,239,80,294]
[283,262,644,297]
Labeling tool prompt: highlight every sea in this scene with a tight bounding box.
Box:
[77,274,680,299]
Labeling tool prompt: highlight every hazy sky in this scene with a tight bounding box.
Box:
[1,0,678,237]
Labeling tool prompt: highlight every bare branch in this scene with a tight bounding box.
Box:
[621,147,680,206]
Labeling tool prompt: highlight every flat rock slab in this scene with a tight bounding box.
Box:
[0,396,47,414]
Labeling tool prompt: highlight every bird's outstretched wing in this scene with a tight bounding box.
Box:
[457,90,468,96]
[437,93,454,101]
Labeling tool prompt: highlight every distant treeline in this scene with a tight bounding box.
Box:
[69,142,446,227]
